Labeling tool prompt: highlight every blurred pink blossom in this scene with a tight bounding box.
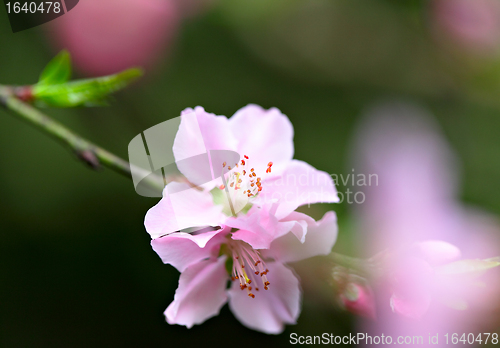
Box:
[351,102,500,345]
[432,0,500,54]
[48,0,180,75]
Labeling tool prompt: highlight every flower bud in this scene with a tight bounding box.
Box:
[340,282,376,320]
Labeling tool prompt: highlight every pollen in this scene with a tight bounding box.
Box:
[219,154,272,200]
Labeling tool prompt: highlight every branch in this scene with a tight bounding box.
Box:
[329,252,377,278]
[0,85,164,193]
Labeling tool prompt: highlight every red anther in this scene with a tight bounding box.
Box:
[231,277,235,281]
[240,284,247,290]
[248,286,252,291]
[249,293,255,298]
[235,276,239,279]
[255,288,259,291]
[251,168,254,172]
[228,166,232,170]
[266,168,271,173]
[257,177,261,181]
[243,170,246,175]
[241,160,246,165]
[258,187,262,192]
[223,162,226,167]
[247,279,252,284]
[244,155,249,159]
[241,264,245,268]
[238,179,242,183]
[264,286,269,290]
[251,183,255,187]
[254,261,261,266]
[252,173,256,177]
[268,162,273,167]
[219,185,225,190]
[230,183,234,187]
[235,256,239,259]
[255,271,259,275]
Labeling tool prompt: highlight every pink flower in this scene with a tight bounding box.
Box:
[431,0,500,54]
[352,102,500,344]
[145,105,339,333]
[47,0,180,75]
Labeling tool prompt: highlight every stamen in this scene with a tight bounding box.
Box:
[228,239,271,298]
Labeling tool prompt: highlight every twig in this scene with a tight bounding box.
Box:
[0,85,164,193]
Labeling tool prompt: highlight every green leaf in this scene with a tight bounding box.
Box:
[32,68,143,108]
[38,50,72,85]
[435,259,500,277]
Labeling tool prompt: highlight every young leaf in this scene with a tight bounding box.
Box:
[32,68,143,107]
[435,259,500,277]
[38,50,72,85]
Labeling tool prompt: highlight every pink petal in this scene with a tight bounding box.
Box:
[390,257,434,319]
[390,292,432,320]
[165,256,229,328]
[144,182,224,239]
[226,206,296,250]
[413,240,462,266]
[266,211,338,263]
[151,227,228,272]
[255,160,339,220]
[227,262,301,334]
[173,107,238,188]
[228,104,294,177]
[279,211,317,243]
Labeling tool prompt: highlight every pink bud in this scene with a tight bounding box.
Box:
[340,283,377,320]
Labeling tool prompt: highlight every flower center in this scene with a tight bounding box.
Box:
[217,155,273,216]
[227,239,270,298]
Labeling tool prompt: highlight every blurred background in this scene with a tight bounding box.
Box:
[1,0,500,346]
